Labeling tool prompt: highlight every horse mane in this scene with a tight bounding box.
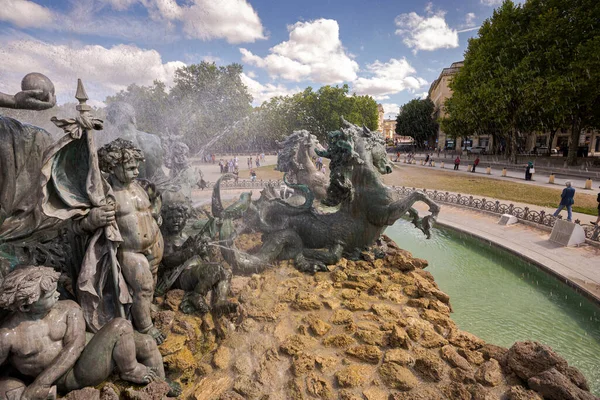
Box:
[276,130,317,173]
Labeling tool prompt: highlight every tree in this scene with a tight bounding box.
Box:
[521,0,600,164]
[395,99,438,148]
[298,85,378,142]
[170,62,253,151]
[106,80,170,135]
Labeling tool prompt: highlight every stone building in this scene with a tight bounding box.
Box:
[377,104,385,135]
[382,119,397,141]
[429,61,600,156]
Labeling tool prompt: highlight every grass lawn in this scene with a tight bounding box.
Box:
[235,163,598,216]
[383,166,598,216]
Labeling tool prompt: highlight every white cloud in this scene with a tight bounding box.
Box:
[381,103,400,119]
[0,38,185,104]
[240,19,359,84]
[395,11,459,52]
[480,0,503,5]
[246,71,257,78]
[415,92,429,99]
[145,0,266,44]
[0,0,54,28]
[352,58,428,99]
[465,12,476,26]
[240,73,301,106]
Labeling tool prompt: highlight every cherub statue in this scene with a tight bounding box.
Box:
[157,203,237,316]
[0,266,178,400]
[315,129,362,206]
[98,139,165,343]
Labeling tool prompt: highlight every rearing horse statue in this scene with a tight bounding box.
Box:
[212,119,440,274]
[275,130,329,201]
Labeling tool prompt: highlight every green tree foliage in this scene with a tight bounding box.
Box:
[297,85,379,142]
[103,66,379,153]
[443,0,600,165]
[395,99,438,148]
[105,80,169,134]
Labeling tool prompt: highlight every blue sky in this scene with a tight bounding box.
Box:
[0,0,505,118]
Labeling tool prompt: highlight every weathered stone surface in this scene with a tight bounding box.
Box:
[389,387,444,399]
[388,325,410,349]
[505,385,544,400]
[343,298,371,311]
[449,367,476,384]
[213,345,233,370]
[441,345,472,371]
[441,382,471,400]
[356,327,388,346]
[362,386,388,400]
[331,308,354,324]
[475,359,504,386]
[458,348,485,366]
[527,368,596,400]
[64,387,100,400]
[280,334,319,356]
[331,269,348,282]
[100,385,119,400]
[448,330,485,350]
[479,343,509,364]
[323,334,357,348]
[339,389,363,400]
[378,362,418,390]
[305,315,332,336]
[371,303,402,321]
[345,345,383,364]
[506,341,568,381]
[123,381,170,400]
[384,349,415,366]
[305,373,334,399]
[414,350,447,382]
[292,352,316,376]
[292,291,322,310]
[164,289,185,311]
[335,365,373,388]
[341,288,359,299]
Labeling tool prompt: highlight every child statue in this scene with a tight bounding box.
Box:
[315,129,362,206]
[157,203,237,316]
[97,139,165,343]
[0,266,177,399]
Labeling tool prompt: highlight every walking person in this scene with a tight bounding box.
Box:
[552,181,575,222]
[454,156,460,170]
[472,156,480,173]
[592,186,600,226]
[525,161,534,181]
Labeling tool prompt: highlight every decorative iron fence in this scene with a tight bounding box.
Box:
[393,186,600,243]
[203,179,284,190]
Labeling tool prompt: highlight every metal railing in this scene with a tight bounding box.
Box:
[393,186,600,243]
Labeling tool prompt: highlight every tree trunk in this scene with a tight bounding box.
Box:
[508,130,518,164]
[567,116,580,166]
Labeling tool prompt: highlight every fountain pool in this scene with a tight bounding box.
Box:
[386,221,600,395]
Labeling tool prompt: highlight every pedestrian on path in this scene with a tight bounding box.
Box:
[472,156,480,173]
[525,161,534,181]
[592,187,600,226]
[552,181,575,222]
[454,156,460,170]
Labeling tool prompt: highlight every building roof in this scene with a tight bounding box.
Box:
[428,61,464,97]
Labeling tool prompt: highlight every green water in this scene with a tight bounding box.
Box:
[386,222,600,395]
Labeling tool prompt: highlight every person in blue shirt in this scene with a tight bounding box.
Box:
[552,181,576,222]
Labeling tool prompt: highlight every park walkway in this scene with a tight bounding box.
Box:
[399,156,598,191]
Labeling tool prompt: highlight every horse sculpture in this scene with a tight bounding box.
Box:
[275,130,329,201]
[212,119,440,274]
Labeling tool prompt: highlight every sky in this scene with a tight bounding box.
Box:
[0,0,506,119]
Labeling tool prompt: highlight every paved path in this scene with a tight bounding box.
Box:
[397,157,598,191]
